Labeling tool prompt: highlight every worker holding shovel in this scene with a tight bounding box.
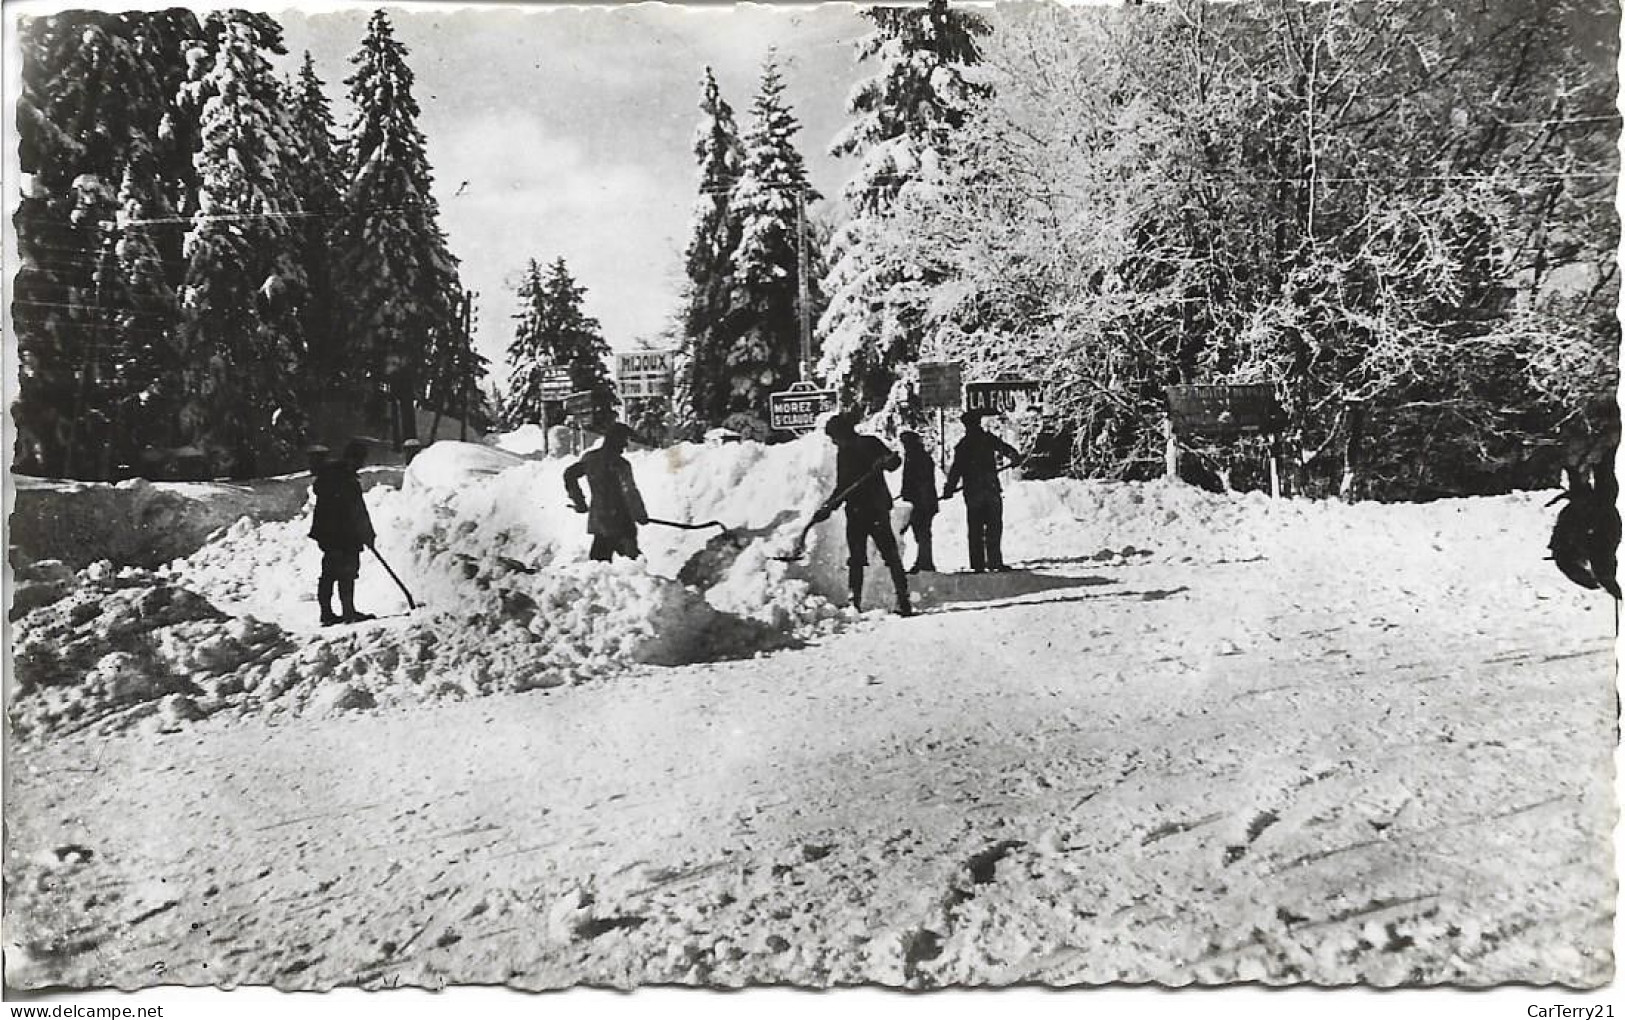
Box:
[811,413,913,617]
[565,421,649,562]
[310,439,378,626]
[943,408,1023,572]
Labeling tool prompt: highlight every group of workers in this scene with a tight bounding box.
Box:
[556,408,1023,619]
[307,409,1023,625]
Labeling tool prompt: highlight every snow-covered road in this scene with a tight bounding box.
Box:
[7,538,1614,988]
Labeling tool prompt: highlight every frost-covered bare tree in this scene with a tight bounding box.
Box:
[897,0,1618,496]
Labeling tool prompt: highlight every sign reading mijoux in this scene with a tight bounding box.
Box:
[917,362,964,409]
[964,378,1041,414]
[616,351,676,400]
[769,384,838,432]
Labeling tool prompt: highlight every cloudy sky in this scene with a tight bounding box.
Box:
[277,3,871,380]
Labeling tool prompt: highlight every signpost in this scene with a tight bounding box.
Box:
[918,362,964,469]
[564,390,604,419]
[532,366,576,457]
[1164,383,1286,496]
[1164,384,1283,438]
[769,382,838,434]
[564,389,615,451]
[964,377,1042,415]
[918,362,963,409]
[616,351,675,400]
[538,366,574,404]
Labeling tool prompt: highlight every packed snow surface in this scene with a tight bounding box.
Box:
[5,432,1615,989]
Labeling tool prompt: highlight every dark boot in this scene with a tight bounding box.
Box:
[890,563,913,617]
[337,579,374,623]
[847,564,865,611]
[318,576,339,626]
[909,523,936,573]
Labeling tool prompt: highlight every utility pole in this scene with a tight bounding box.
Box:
[794,186,813,383]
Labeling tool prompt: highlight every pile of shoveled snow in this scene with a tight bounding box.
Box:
[8,562,293,740]
[8,469,403,569]
[9,431,1569,740]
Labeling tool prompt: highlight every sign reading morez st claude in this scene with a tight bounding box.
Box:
[964,378,1041,414]
[769,386,839,432]
[616,351,675,400]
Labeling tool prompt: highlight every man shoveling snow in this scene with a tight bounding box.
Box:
[811,413,913,617]
[310,440,378,626]
[943,409,1023,573]
[564,422,649,562]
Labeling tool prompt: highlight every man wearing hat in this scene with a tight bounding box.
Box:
[565,421,649,562]
[943,409,1023,572]
[309,439,377,625]
[812,413,913,616]
[305,443,332,477]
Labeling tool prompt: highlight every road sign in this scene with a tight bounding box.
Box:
[769,383,838,432]
[917,362,963,409]
[1165,384,1283,438]
[616,350,675,400]
[564,390,604,418]
[965,378,1041,414]
[538,366,574,403]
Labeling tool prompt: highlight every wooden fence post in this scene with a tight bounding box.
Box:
[1269,432,1282,498]
[1340,398,1365,502]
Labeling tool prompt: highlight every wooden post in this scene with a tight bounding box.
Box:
[1164,416,1179,481]
[1268,432,1282,498]
[795,188,812,382]
[1340,398,1365,503]
[937,406,947,472]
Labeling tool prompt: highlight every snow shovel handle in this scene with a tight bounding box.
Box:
[775,459,893,562]
[645,516,729,532]
[368,544,418,611]
[817,458,890,517]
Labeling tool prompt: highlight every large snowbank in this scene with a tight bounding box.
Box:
[9,433,1566,739]
[8,469,401,569]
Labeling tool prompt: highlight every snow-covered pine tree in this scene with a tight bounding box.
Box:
[506,259,551,425]
[817,0,991,413]
[726,52,820,424]
[287,51,344,404]
[670,337,700,441]
[681,66,745,428]
[423,287,486,440]
[333,9,462,444]
[505,258,614,426]
[176,10,307,477]
[14,10,202,477]
[110,157,184,462]
[541,258,616,413]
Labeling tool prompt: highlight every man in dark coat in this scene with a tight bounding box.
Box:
[898,429,939,573]
[565,422,648,562]
[309,439,377,625]
[943,409,1022,572]
[1550,458,1621,599]
[812,413,912,616]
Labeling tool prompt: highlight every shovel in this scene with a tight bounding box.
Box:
[645,516,746,549]
[940,453,1030,502]
[368,544,419,610]
[772,461,889,563]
